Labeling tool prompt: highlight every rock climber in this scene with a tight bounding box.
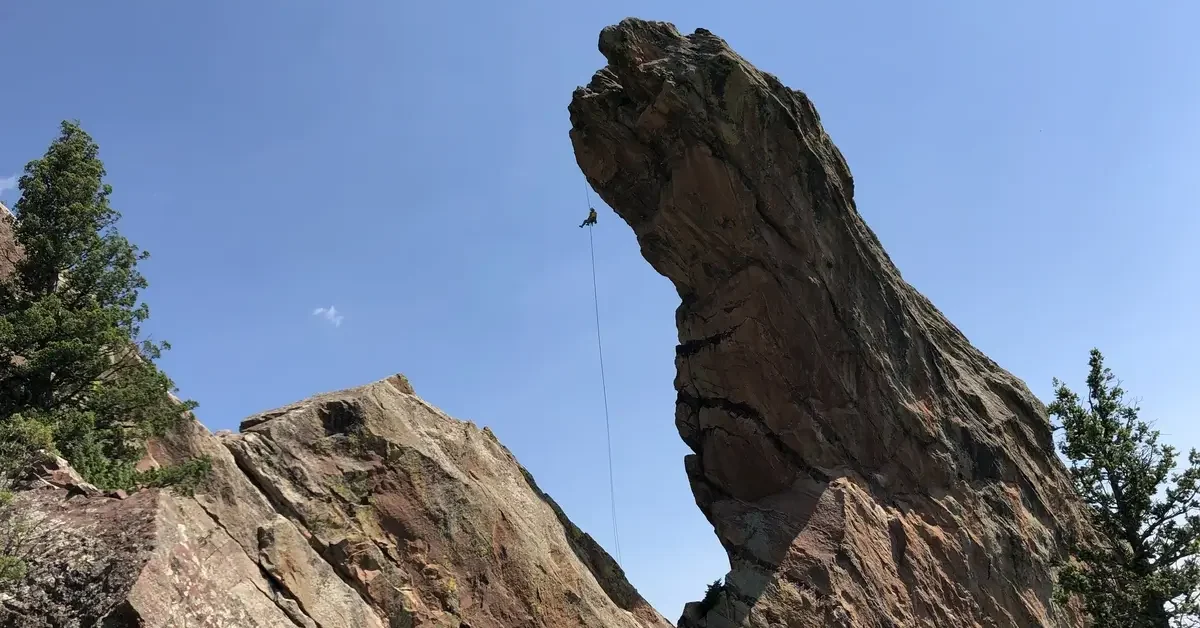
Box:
[579,207,598,228]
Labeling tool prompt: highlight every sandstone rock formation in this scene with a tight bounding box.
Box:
[0,202,19,279]
[2,374,670,628]
[570,19,1093,628]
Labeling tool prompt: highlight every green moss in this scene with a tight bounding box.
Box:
[304,507,342,535]
[310,437,333,456]
[330,480,356,503]
[343,430,369,457]
[353,504,382,536]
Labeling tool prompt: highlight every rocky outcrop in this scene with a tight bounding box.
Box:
[0,202,19,279]
[0,169,665,628]
[570,19,1093,628]
[2,374,671,628]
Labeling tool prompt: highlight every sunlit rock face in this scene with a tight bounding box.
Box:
[3,373,671,628]
[570,18,1092,628]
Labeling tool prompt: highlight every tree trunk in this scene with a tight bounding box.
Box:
[1142,593,1170,628]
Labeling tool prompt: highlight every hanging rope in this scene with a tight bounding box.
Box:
[584,182,622,564]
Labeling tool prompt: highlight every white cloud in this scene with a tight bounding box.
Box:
[312,306,344,327]
[0,175,16,198]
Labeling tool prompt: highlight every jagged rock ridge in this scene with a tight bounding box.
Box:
[3,372,671,627]
[570,19,1093,628]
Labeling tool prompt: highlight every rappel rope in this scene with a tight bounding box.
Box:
[584,182,623,564]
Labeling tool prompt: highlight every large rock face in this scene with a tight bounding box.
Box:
[570,19,1093,628]
[1,375,670,628]
[0,202,19,279]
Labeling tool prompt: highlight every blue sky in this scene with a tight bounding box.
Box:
[3,0,1199,618]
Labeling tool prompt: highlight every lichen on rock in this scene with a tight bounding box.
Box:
[3,372,670,627]
[570,17,1093,628]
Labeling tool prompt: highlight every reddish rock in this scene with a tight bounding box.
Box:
[0,202,18,280]
[222,376,669,628]
[570,18,1093,628]
[1,172,666,628]
[3,375,670,627]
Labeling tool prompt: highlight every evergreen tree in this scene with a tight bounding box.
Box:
[1051,349,1200,627]
[0,120,205,490]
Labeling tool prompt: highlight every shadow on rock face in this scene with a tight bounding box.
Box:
[570,18,1093,628]
[5,374,674,628]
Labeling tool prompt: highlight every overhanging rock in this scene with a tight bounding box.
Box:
[570,18,1093,628]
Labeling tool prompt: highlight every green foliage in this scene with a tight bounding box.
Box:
[1050,349,1200,628]
[0,555,24,586]
[0,490,31,589]
[697,578,725,615]
[0,421,46,591]
[0,121,203,491]
[0,415,54,475]
[133,455,213,496]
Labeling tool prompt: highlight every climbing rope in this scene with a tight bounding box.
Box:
[584,182,623,564]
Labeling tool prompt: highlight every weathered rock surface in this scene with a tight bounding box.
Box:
[0,202,19,279]
[2,374,670,628]
[570,19,1093,628]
